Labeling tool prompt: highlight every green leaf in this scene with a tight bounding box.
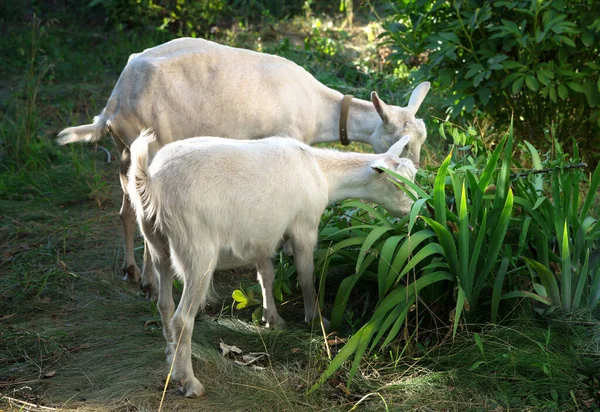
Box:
[453,286,466,337]
[232,289,248,309]
[502,60,523,69]
[491,258,510,323]
[434,152,453,230]
[341,200,393,227]
[356,226,393,274]
[560,221,572,310]
[501,290,552,305]
[474,189,514,301]
[581,162,600,219]
[330,275,360,330]
[523,257,561,306]
[525,75,539,91]
[386,230,436,293]
[567,82,584,93]
[573,249,590,309]
[458,181,470,293]
[582,31,594,47]
[421,217,460,280]
[512,75,525,94]
[479,132,507,192]
[558,83,568,100]
[378,235,404,300]
[408,198,428,234]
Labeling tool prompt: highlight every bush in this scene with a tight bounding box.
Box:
[379,0,600,163]
[308,120,600,390]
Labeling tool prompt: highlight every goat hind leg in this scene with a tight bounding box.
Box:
[256,258,285,328]
[118,149,141,283]
[141,243,157,300]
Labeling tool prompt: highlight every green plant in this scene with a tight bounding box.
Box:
[503,141,600,311]
[88,0,226,37]
[380,0,600,162]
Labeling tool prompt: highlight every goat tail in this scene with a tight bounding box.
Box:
[127,129,158,223]
[57,112,109,145]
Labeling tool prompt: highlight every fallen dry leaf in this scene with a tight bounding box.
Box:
[326,336,347,346]
[219,341,242,357]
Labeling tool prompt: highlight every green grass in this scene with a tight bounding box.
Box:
[1,3,599,411]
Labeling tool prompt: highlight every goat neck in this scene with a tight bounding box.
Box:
[313,149,383,204]
[312,91,380,148]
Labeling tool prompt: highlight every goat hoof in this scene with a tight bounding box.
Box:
[179,377,205,398]
[141,282,157,301]
[122,264,141,283]
[264,315,286,329]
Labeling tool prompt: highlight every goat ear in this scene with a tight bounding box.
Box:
[371,91,391,123]
[387,134,411,157]
[371,158,390,174]
[407,82,430,114]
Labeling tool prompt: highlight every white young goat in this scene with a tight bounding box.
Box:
[127,130,417,398]
[57,37,430,296]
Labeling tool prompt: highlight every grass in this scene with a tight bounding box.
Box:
[1,3,599,411]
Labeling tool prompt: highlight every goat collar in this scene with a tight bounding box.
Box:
[339,95,353,146]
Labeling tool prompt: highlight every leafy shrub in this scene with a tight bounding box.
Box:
[380,0,600,163]
[89,0,227,36]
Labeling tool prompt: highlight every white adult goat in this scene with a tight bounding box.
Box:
[127,130,417,398]
[58,37,430,296]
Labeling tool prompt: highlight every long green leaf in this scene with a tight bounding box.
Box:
[386,230,436,293]
[573,249,590,309]
[330,275,360,331]
[341,200,393,227]
[581,161,600,220]
[378,235,404,301]
[434,153,453,229]
[523,257,561,306]
[370,299,409,352]
[524,140,543,194]
[380,295,416,349]
[453,286,466,337]
[458,180,470,293]
[495,121,513,207]
[379,168,430,200]
[500,290,552,305]
[479,131,507,192]
[421,217,460,282]
[561,220,572,310]
[473,189,514,301]
[356,226,393,273]
[408,197,428,234]
[468,208,488,286]
[491,258,510,323]
[396,242,444,282]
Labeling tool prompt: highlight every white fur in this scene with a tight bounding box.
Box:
[127,131,417,397]
[57,37,430,295]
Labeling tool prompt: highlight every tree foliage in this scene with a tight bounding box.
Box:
[380,0,600,162]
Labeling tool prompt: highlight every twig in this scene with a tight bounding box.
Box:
[510,162,587,179]
[0,395,58,411]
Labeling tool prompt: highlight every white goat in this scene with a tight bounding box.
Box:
[127,130,417,398]
[58,37,430,296]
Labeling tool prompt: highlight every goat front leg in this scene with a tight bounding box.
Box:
[256,259,285,328]
[291,232,330,330]
[119,149,141,283]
